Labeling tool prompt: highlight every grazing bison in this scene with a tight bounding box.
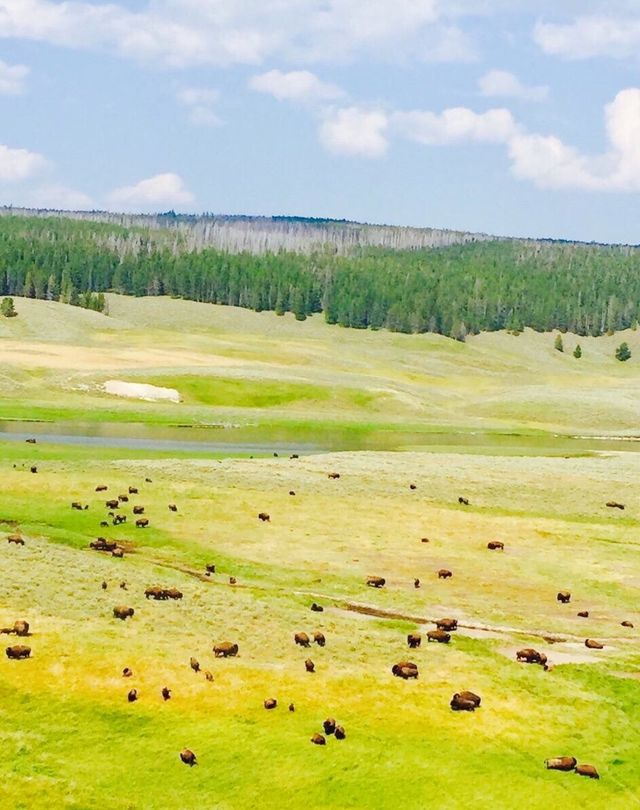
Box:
[1,621,29,637]
[190,657,200,673]
[438,569,452,579]
[288,703,295,712]
[450,694,476,712]
[605,501,625,510]
[311,603,324,612]
[557,591,571,604]
[456,691,481,707]
[409,484,417,490]
[25,438,36,444]
[436,618,458,632]
[7,535,24,546]
[133,506,145,515]
[168,504,178,512]
[407,633,422,649]
[294,632,311,648]
[229,576,237,585]
[122,668,133,677]
[305,659,315,673]
[100,521,109,528]
[585,639,604,649]
[258,512,270,522]
[128,487,138,495]
[96,485,108,492]
[6,645,31,659]
[127,689,138,702]
[162,687,171,701]
[392,661,419,679]
[112,514,127,525]
[290,454,299,459]
[366,576,385,588]
[145,478,153,483]
[414,578,420,589]
[289,491,296,496]
[204,670,214,682]
[545,757,577,772]
[166,588,183,600]
[313,631,325,647]
[577,611,589,618]
[180,749,197,767]
[119,581,127,590]
[427,630,450,644]
[487,541,504,550]
[145,586,167,600]
[576,764,599,779]
[30,466,37,474]
[311,733,326,745]
[264,698,277,709]
[213,642,238,658]
[135,518,149,528]
[112,548,124,559]
[334,725,346,740]
[106,499,119,509]
[90,538,117,552]
[113,606,134,620]
[327,473,340,480]
[622,620,634,628]
[323,719,336,735]
[118,494,129,503]
[206,564,216,574]
[458,497,469,506]
[101,581,108,590]
[71,501,84,510]
[516,648,547,665]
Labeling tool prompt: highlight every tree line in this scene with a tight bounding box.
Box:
[2,215,640,338]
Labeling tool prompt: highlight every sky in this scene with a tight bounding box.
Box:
[1,0,640,243]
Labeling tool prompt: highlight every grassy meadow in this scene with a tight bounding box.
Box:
[1,296,640,808]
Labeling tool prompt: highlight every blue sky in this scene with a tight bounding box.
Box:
[1,1,640,242]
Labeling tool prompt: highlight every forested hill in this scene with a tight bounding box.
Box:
[1,213,640,338]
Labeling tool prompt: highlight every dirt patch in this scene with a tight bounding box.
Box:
[103,380,180,403]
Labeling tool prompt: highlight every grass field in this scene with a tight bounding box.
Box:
[1,297,639,808]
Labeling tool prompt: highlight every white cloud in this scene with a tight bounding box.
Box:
[535,15,640,60]
[107,172,195,210]
[0,0,475,67]
[176,87,221,126]
[478,69,548,102]
[249,70,344,103]
[0,58,28,95]
[393,106,518,145]
[319,107,389,158]
[0,143,46,182]
[19,184,94,209]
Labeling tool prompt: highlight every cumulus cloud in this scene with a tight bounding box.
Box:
[0,143,47,182]
[478,70,548,102]
[0,0,474,67]
[0,58,28,95]
[319,107,389,158]
[19,184,94,209]
[393,106,518,145]
[107,172,194,210]
[176,87,221,126]
[535,15,640,60]
[249,70,344,103]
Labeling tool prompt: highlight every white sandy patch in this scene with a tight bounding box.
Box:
[103,380,180,403]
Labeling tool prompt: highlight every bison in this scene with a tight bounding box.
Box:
[168,504,178,512]
[133,506,145,515]
[576,764,599,779]
[112,548,124,559]
[622,620,634,628]
[180,749,197,766]
[437,569,452,579]
[456,691,481,707]
[305,659,315,673]
[414,578,420,589]
[516,648,547,665]
[190,657,200,673]
[30,466,37,474]
[313,631,325,647]
[106,499,119,509]
[1,620,29,637]
[450,694,476,712]
[458,497,469,506]
[229,576,237,585]
[557,591,571,603]
[204,670,214,682]
[311,733,326,745]
[577,611,589,618]
[7,535,24,546]
[213,642,238,658]
[323,718,336,735]
[95,485,108,492]
[258,512,270,522]
[327,473,340,480]
[407,633,422,649]
[122,668,133,677]
[585,639,604,650]
[487,541,504,550]
[409,484,417,490]
[366,576,385,588]
[288,703,295,712]
[135,518,149,528]
[166,587,183,600]
[90,538,117,552]
[289,491,296,496]
[436,618,458,632]
[127,689,138,703]
[25,438,36,444]
[427,630,450,644]
[294,632,311,648]
[5,645,30,659]
[392,661,418,679]
[264,698,277,709]
[145,586,167,600]
[605,501,625,510]
[113,606,134,620]
[128,487,138,495]
[162,687,171,701]
[206,564,216,574]
[334,725,346,740]
[545,757,577,772]
[118,494,129,503]
[310,603,324,612]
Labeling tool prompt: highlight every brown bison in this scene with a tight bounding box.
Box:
[605,501,625,510]
[25,438,36,444]
[427,629,451,644]
[576,764,599,779]
[436,618,458,632]
[289,491,296,496]
[5,645,30,659]
[106,499,119,509]
[258,512,270,522]
[414,578,420,588]
[133,506,145,515]
[450,693,476,711]
[112,515,127,525]
[145,586,167,600]
[334,725,346,740]
[229,576,237,585]
[112,548,124,558]
[264,698,277,709]
[294,632,311,647]
[545,756,577,772]
[327,473,340,480]
[30,466,37,474]
[313,631,325,647]
[407,633,422,649]
[438,569,452,579]
[190,657,200,673]
[206,564,216,574]
[122,668,133,677]
[305,659,315,673]
[90,538,117,552]
[516,648,547,665]
[458,497,469,506]
[166,588,183,600]
[100,521,109,527]
[323,718,336,735]
[101,581,108,590]
[409,484,417,490]
[71,501,85,510]
[1,620,29,637]
[577,611,589,618]
[118,494,129,503]
[113,606,134,620]
[392,661,419,679]
[557,591,571,604]
[214,642,238,658]
[288,703,295,712]
[311,733,326,745]
[127,689,138,703]
[487,541,504,550]
[7,535,24,546]
[180,749,197,766]
[585,639,604,650]
[204,670,214,682]
[168,504,178,512]
[621,620,634,628]
[162,687,171,701]
[421,537,429,543]
[367,576,385,588]
[456,691,481,707]
[128,486,138,495]
[96,485,108,492]
[311,603,324,612]
[135,518,149,528]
